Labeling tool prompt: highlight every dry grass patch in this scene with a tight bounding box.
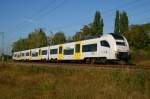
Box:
[0,63,150,99]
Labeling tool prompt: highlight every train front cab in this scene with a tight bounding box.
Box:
[13,52,21,61]
[110,33,130,62]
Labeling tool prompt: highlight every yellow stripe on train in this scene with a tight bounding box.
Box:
[58,44,64,60]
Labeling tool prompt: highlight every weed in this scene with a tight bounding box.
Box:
[40,80,56,92]
[131,70,146,92]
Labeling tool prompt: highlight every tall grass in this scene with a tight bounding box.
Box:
[131,49,150,65]
[0,63,150,99]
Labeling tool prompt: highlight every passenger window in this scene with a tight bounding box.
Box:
[59,46,62,54]
[21,53,24,56]
[82,44,97,52]
[32,52,38,57]
[64,49,74,55]
[26,52,29,56]
[100,40,110,47]
[50,49,58,54]
[75,44,80,53]
[42,50,47,55]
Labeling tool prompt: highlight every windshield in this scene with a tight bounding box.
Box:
[110,33,124,40]
[116,42,126,46]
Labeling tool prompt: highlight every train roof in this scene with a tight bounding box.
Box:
[110,33,124,40]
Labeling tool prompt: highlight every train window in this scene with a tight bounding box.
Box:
[101,40,110,47]
[110,33,124,40]
[42,50,47,55]
[116,42,126,46]
[32,52,38,57]
[50,49,58,54]
[75,44,80,53]
[64,49,74,55]
[82,44,97,52]
[59,46,63,54]
[26,52,29,56]
[21,53,24,56]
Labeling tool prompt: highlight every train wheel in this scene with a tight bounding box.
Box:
[100,57,107,64]
[90,58,96,64]
[84,58,90,64]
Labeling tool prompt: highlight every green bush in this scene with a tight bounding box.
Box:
[130,48,150,65]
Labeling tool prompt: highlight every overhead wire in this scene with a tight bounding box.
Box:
[17,0,67,32]
[12,0,150,36]
[11,0,57,33]
[47,0,143,32]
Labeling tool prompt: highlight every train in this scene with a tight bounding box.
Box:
[12,33,130,64]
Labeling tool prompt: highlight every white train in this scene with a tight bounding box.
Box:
[12,33,130,63]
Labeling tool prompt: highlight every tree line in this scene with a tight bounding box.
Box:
[12,10,150,52]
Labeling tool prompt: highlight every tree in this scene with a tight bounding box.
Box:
[12,38,28,52]
[27,28,47,48]
[47,32,54,45]
[100,19,104,34]
[140,23,150,33]
[52,32,66,45]
[72,25,91,41]
[114,10,120,33]
[66,36,73,42]
[91,11,104,36]
[72,31,82,41]
[12,28,48,52]
[37,28,47,47]
[20,38,28,50]
[114,10,129,34]
[27,32,37,49]
[81,25,90,36]
[120,11,129,34]
[124,25,150,49]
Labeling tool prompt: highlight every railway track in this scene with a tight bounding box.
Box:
[11,61,150,69]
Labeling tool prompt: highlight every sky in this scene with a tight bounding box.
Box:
[0,0,150,55]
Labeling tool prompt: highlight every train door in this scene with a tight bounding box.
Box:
[58,45,63,60]
[74,42,81,60]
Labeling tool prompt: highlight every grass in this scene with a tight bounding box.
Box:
[131,49,150,66]
[0,63,150,99]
